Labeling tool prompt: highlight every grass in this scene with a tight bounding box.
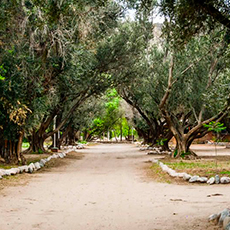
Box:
[148,157,230,184]
[164,161,218,170]
[149,164,172,184]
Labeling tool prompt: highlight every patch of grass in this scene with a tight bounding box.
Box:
[164,161,217,170]
[78,140,87,144]
[160,158,230,178]
[0,164,19,169]
[220,171,230,175]
[150,164,172,184]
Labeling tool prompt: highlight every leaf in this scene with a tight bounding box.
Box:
[0,75,5,80]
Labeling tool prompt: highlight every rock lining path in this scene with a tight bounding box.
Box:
[0,144,229,230]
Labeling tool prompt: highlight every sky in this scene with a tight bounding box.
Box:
[125,8,165,23]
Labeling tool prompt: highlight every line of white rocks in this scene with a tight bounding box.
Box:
[0,148,76,180]
[209,208,230,230]
[151,159,230,185]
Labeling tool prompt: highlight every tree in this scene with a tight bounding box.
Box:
[0,0,125,160]
[158,32,230,156]
[158,0,230,47]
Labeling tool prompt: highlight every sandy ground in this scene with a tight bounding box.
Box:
[0,144,229,230]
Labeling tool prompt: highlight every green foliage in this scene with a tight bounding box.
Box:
[156,138,167,146]
[0,64,6,80]
[203,122,227,134]
[173,150,178,158]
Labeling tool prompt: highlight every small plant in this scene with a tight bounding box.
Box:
[180,151,191,158]
[173,149,178,158]
[203,121,226,167]
[78,140,87,144]
[156,138,167,146]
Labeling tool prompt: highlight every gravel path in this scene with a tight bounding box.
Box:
[0,143,229,230]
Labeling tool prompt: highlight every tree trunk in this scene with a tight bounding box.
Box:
[25,129,46,154]
[17,130,26,164]
[67,126,75,145]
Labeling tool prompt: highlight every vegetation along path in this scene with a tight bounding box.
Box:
[0,144,230,230]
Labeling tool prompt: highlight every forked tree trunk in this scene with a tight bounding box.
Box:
[25,129,46,154]
[0,132,26,164]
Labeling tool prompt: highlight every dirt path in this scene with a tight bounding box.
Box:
[0,144,229,230]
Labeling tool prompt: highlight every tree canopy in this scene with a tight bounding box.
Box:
[1,0,230,162]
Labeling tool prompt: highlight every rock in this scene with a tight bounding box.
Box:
[189,175,199,183]
[18,166,24,173]
[207,177,215,185]
[52,154,58,159]
[39,162,44,168]
[0,175,2,179]
[220,177,230,184]
[0,169,5,176]
[219,208,230,226]
[28,165,34,173]
[177,172,186,178]
[183,173,192,181]
[168,170,179,177]
[147,151,155,155]
[46,156,52,161]
[34,162,41,170]
[29,163,35,170]
[215,175,220,184]
[10,168,18,175]
[224,217,230,229]
[40,159,46,165]
[18,166,28,173]
[58,153,64,158]
[225,223,230,230]
[6,168,19,175]
[208,213,220,224]
[197,177,208,183]
[4,170,11,176]
[24,166,29,173]
[62,152,66,157]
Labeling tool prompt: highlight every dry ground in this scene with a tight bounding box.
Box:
[0,144,229,230]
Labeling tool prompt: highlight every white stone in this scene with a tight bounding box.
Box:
[4,170,11,176]
[53,154,59,159]
[9,168,18,175]
[34,162,41,170]
[0,169,5,176]
[220,177,230,184]
[197,177,208,183]
[28,165,33,173]
[47,156,53,161]
[223,217,230,229]
[208,213,220,224]
[177,172,186,178]
[215,175,220,184]
[189,176,199,183]
[28,163,35,170]
[183,173,192,181]
[19,166,28,173]
[219,208,230,226]
[58,153,64,158]
[207,177,215,185]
